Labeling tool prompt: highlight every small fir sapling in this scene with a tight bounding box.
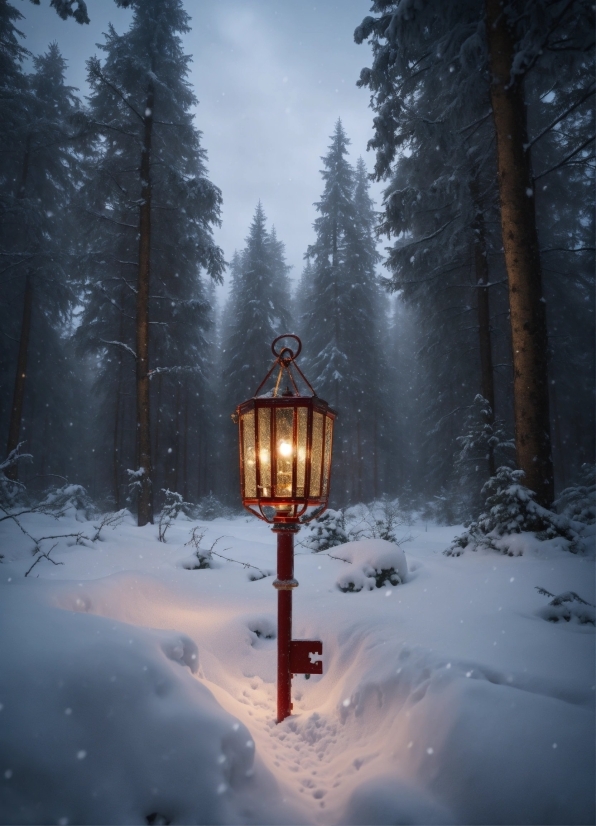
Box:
[305,509,351,551]
[453,395,515,522]
[446,466,577,556]
[196,493,232,521]
[535,587,595,625]
[158,489,193,542]
[126,468,146,509]
[555,464,596,525]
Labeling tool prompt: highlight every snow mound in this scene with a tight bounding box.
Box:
[335,640,595,825]
[0,585,289,825]
[332,539,408,592]
[342,775,456,825]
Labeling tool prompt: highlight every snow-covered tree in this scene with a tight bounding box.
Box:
[1,38,81,483]
[452,395,515,522]
[77,0,223,521]
[355,1,510,505]
[219,203,293,501]
[301,123,389,504]
[355,0,594,506]
[447,466,577,556]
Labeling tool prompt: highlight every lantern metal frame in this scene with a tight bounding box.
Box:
[235,334,337,526]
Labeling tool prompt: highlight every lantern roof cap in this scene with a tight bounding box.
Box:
[252,334,317,400]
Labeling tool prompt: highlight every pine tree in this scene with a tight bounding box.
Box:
[302,123,388,504]
[2,39,81,482]
[355,0,594,507]
[78,0,223,523]
[219,204,293,501]
[356,2,508,505]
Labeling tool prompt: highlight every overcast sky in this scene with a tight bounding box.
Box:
[17,0,385,300]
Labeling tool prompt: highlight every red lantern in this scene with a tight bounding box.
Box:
[234,335,337,722]
[235,335,336,524]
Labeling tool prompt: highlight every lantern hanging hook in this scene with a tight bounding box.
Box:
[271,334,302,363]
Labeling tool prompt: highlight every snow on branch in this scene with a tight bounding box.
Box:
[100,340,136,359]
[148,366,199,378]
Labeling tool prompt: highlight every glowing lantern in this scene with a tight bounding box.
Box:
[235,336,336,524]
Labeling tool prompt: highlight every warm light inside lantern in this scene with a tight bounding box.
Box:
[278,441,292,457]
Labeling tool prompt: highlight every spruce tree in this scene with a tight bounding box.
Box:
[302,123,388,504]
[356,0,594,507]
[2,39,81,482]
[219,203,292,501]
[78,0,223,523]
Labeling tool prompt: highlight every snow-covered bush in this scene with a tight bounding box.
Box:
[196,493,233,521]
[158,489,193,542]
[38,483,97,521]
[555,464,595,525]
[181,526,212,569]
[446,467,577,556]
[304,500,410,552]
[125,466,147,509]
[535,587,595,625]
[350,498,408,543]
[304,508,351,551]
[334,539,408,592]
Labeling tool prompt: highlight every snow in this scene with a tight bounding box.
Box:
[0,509,594,824]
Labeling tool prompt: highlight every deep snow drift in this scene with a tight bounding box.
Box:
[0,506,594,825]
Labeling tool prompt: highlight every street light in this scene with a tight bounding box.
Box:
[234,334,336,722]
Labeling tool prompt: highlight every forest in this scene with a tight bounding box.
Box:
[1,0,594,529]
[0,2,594,825]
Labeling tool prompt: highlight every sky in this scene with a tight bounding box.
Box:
[17,0,386,302]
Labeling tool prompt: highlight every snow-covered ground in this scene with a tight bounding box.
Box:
[0,507,594,825]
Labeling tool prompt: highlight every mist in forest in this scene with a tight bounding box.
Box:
[1,0,594,525]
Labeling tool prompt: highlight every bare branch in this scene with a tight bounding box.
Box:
[25,544,64,577]
[534,134,595,180]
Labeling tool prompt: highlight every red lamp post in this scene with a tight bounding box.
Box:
[234,334,336,723]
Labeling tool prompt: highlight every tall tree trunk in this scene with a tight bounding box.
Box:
[173,380,181,493]
[182,381,189,501]
[136,83,155,526]
[112,289,125,509]
[484,0,554,506]
[6,272,33,480]
[5,137,33,481]
[470,182,496,477]
[373,416,379,501]
[154,371,162,495]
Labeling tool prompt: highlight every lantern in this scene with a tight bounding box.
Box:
[234,334,337,722]
[235,335,336,524]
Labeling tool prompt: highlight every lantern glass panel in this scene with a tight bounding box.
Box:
[241,410,257,498]
[275,407,294,497]
[257,407,271,497]
[296,406,308,497]
[322,415,333,496]
[310,411,324,497]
